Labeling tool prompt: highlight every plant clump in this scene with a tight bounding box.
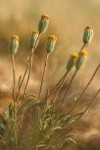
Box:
[0,14,99,150]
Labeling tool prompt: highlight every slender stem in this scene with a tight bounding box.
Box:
[56,89,100,141]
[67,64,100,115]
[11,53,16,118]
[18,61,29,94]
[16,60,29,105]
[23,34,40,97]
[17,34,40,99]
[11,54,18,148]
[11,53,16,100]
[23,48,34,96]
[67,88,100,129]
[53,71,69,105]
[59,70,78,112]
[48,71,68,99]
[58,44,86,112]
[47,44,85,100]
[38,53,49,99]
[84,89,100,114]
[79,44,86,54]
[56,43,85,89]
[55,71,68,88]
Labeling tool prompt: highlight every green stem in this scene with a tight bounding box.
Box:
[23,34,40,97]
[11,53,16,118]
[11,53,18,148]
[23,48,34,97]
[18,61,29,96]
[79,43,86,54]
[38,53,49,99]
[16,34,40,100]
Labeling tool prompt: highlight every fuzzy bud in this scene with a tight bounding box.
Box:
[45,35,57,53]
[29,31,39,48]
[76,50,88,70]
[38,14,49,33]
[67,52,78,72]
[83,26,94,45]
[9,35,19,54]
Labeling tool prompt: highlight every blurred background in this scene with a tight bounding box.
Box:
[0,0,100,149]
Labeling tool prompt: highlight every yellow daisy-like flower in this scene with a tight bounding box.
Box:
[71,52,78,59]
[41,14,49,20]
[48,35,57,41]
[80,50,88,56]
[12,35,19,41]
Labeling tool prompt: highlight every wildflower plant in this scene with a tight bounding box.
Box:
[0,14,99,150]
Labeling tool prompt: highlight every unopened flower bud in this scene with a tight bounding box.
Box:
[9,35,19,54]
[67,52,78,72]
[45,35,57,53]
[76,50,88,70]
[38,14,49,33]
[29,31,39,48]
[83,26,94,45]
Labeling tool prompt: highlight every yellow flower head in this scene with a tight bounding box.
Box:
[80,50,88,56]
[85,26,93,30]
[12,35,19,41]
[41,14,49,20]
[48,35,57,41]
[71,52,78,59]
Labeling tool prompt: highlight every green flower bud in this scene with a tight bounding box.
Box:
[38,14,49,33]
[9,35,19,54]
[83,26,94,45]
[45,35,57,53]
[76,50,88,70]
[67,52,78,72]
[29,31,39,48]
